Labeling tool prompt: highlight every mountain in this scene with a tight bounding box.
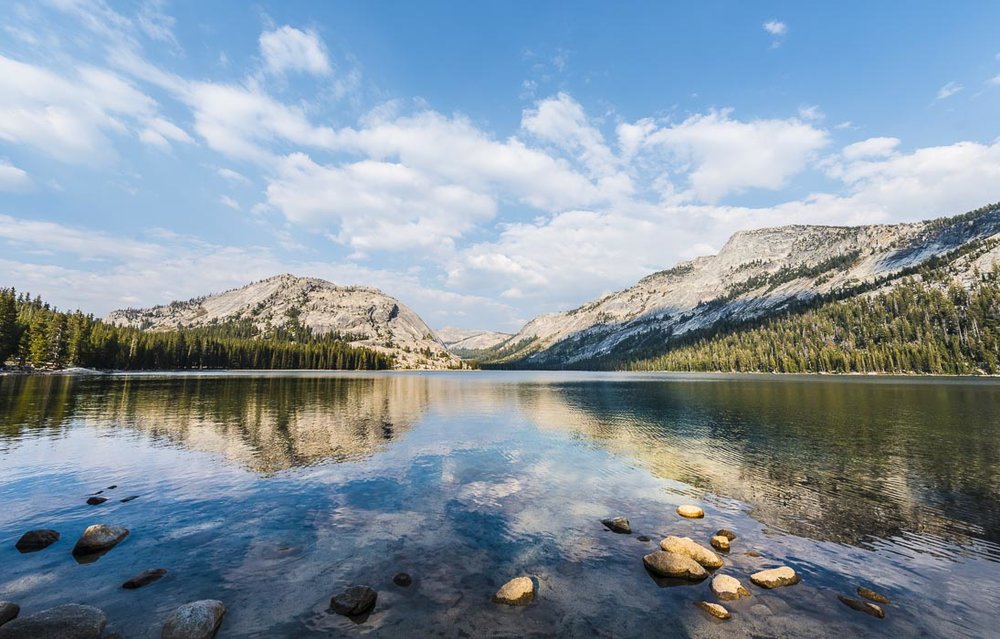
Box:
[106,274,460,369]
[482,203,1000,369]
[436,327,512,357]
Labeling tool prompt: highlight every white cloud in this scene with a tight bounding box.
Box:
[763,20,787,36]
[217,167,251,184]
[840,137,900,160]
[991,74,1000,86]
[522,92,620,179]
[798,105,824,121]
[0,55,187,162]
[936,81,963,100]
[266,153,496,252]
[219,195,240,210]
[259,26,330,76]
[0,161,33,192]
[641,109,829,201]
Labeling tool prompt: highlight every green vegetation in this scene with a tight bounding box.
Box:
[631,277,1000,375]
[0,288,392,371]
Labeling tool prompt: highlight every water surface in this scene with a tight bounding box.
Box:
[1,372,998,637]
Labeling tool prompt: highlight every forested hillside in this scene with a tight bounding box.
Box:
[629,276,1000,375]
[0,289,392,371]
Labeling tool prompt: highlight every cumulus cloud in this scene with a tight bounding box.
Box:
[639,109,829,202]
[840,137,900,160]
[259,26,330,76]
[266,153,496,252]
[0,161,33,192]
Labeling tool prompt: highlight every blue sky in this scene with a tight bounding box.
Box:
[1,1,999,331]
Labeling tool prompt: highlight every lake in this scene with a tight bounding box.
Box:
[1,371,998,638]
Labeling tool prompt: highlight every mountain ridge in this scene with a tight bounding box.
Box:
[106,274,461,369]
[478,203,1000,368]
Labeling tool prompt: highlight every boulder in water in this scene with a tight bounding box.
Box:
[161,600,226,639]
[493,577,534,605]
[0,603,19,627]
[85,497,107,506]
[14,529,59,553]
[750,566,800,589]
[329,586,377,616]
[393,573,412,587]
[122,568,167,589]
[857,586,890,604]
[601,517,631,534]
[71,525,128,560]
[659,536,723,569]
[711,574,751,600]
[676,505,704,518]
[714,529,737,541]
[0,604,105,639]
[838,595,885,619]
[710,535,730,552]
[642,551,707,581]
[694,601,731,620]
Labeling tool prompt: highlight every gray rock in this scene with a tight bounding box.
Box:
[636,535,652,542]
[86,497,107,506]
[642,551,707,581]
[493,577,534,605]
[123,568,167,589]
[601,516,631,534]
[750,566,800,589]
[659,536,724,569]
[838,595,885,619]
[0,604,106,639]
[329,586,377,616]
[857,586,890,604]
[72,524,129,558]
[161,600,226,639]
[392,573,412,587]
[14,529,59,553]
[0,603,18,627]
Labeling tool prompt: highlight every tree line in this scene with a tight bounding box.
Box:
[0,288,392,371]
[629,277,1000,375]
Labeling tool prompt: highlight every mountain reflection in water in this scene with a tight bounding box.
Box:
[0,372,997,638]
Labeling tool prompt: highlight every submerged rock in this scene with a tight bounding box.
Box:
[715,529,737,541]
[14,529,59,553]
[392,573,412,587]
[676,505,704,518]
[0,604,105,639]
[642,551,707,581]
[744,550,761,558]
[0,603,19,627]
[750,567,800,589]
[85,497,107,506]
[329,586,378,616]
[120,496,139,503]
[711,574,751,601]
[659,536,723,569]
[601,517,632,534]
[493,577,534,606]
[107,485,117,490]
[710,535,730,552]
[72,524,129,558]
[838,595,885,619]
[694,601,731,620]
[857,586,890,604]
[122,568,167,589]
[636,535,652,542]
[161,600,226,639]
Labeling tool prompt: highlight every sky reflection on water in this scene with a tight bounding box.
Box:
[0,371,998,638]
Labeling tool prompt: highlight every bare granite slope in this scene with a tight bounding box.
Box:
[485,205,1000,366]
[106,274,459,369]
